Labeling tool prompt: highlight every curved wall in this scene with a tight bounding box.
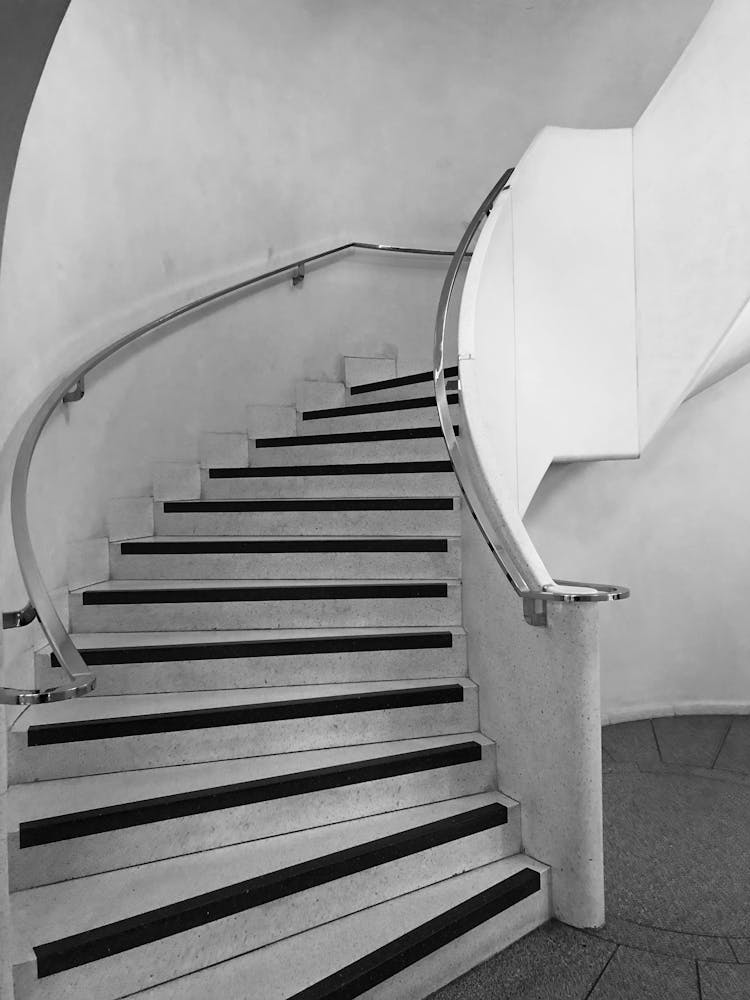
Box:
[634,0,750,443]
[0,0,713,691]
[526,360,750,720]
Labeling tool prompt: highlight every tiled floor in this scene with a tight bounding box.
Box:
[429,715,750,1000]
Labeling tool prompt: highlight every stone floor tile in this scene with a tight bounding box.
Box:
[652,716,732,767]
[714,716,750,774]
[603,771,750,936]
[637,762,750,789]
[589,945,698,999]
[587,915,735,961]
[601,721,659,765]
[699,961,750,999]
[728,938,750,963]
[427,921,614,1000]
[602,759,640,774]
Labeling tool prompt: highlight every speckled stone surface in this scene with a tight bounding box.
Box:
[699,962,750,999]
[715,715,750,773]
[428,715,749,1000]
[652,714,731,766]
[602,769,750,936]
[427,921,615,1000]
[589,945,698,999]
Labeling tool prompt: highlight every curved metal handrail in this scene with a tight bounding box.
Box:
[433,170,629,625]
[3,239,466,705]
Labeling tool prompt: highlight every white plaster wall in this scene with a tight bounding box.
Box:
[0,0,712,690]
[526,360,750,719]
[634,0,750,444]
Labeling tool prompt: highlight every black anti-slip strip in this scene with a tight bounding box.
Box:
[208,460,454,478]
[81,582,449,606]
[49,630,454,669]
[33,802,506,978]
[20,741,484,848]
[289,868,541,1000]
[26,682,464,746]
[303,394,458,421]
[256,425,459,448]
[119,539,449,555]
[350,366,459,396]
[163,498,455,512]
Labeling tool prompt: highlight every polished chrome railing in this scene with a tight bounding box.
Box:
[2,240,465,705]
[434,169,629,626]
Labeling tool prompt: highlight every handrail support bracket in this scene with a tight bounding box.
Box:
[62,376,85,404]
[291,263,305,287]
[2,601,37,630]
[523,596,548,628]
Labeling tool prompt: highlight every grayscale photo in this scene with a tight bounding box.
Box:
[0,1,747,998]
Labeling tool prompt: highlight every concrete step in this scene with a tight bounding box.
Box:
[109,536,461,581]
[8,734,498,887]
[297,397,459,435]
[130,854,549,1000]
[8,677,478,781]
[35,626,468,695]
[248,425,454,466]
[346,366,458,404]
[155,497,461,536]
[10,794,520,1000]
[69,578,462,632]
[202,462,459,499]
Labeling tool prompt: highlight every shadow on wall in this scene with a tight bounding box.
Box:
[525,359,750,720]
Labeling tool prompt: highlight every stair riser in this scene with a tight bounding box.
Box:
[10,753,504,890]
[249,437,449,466]
[155,507,461,537]
[35,634,468,695]
[9,694,479,781]
[296,404,458,436]
[69,589,462,632]
[201,469,460,499]
[12,827,509,1000]
[314,872,550,1000]
[108,543,461,581]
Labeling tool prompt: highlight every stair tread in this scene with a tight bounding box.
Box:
[206,460,455,476]
[13,677,475,729]
[114,535,454,544]
[160,497,457,507]
[8,732,491,825]
[58,625,467,649]
[349,366,458,396]
[255,426,452,447]
[130,854,545,1000]
[301,395,455,421]
[73,578,459,594]
[10,792,515,965]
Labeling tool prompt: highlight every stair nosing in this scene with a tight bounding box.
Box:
[302,394,458,421]
[161,497,457,512]
[255,425,458,448]
[207,460,455,478]
[18,740,486,847]
[31,801,508,978]
[349,367,458,396]
[287,865,542,1000]
[49,628,457,669]
[25,682,467,745]
[117,538,451,555]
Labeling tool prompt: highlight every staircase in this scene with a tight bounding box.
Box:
[5,361,549,999]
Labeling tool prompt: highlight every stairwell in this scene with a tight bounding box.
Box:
[5,359,550,999]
